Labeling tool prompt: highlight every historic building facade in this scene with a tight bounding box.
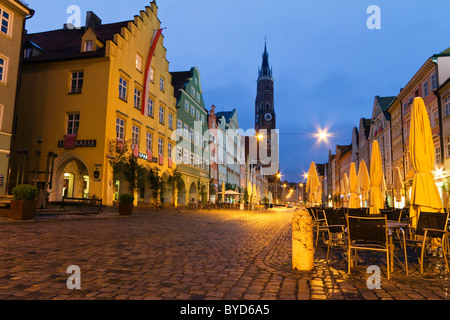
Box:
[171,67,210,205]
[11,3,177,206]
[0,0,33,195]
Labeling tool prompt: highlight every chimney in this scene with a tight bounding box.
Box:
[85,11,102,30]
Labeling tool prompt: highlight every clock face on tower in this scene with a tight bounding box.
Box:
[264,113,273,122]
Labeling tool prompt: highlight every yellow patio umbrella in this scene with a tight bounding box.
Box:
[343,173,349,207]
[317,182,323,206]
[247,181,252,203]
[358,160,371,207]
[393,167,403,206]
[409,97,443,227]
[222,182,226,203]
[306,162,320,206]
[349,162,360,208]
[370,140,384,215]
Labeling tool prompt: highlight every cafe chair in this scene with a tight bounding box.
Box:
[346,214,390,280]
[322,208,347,261]
[404,211,449,274]
[309,208,328,246]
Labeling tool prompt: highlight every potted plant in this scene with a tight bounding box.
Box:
[118,193,134,216]
[10,184,38,220]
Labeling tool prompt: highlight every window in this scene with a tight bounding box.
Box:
[168,113,173,130]
[191,153,194,166]
[150,67,155,83]
[168,142,173,159]
[195,132,200,146]
[67,113,80,135]
[189,128,194,142]
[136,54,143,72]
[201,114,205,124]
[191,87,195,96]
[184,101,189,111]
[0,56,6,83]
[183,149,189,164]
[190,106,195,116]
[423,80,429,97]
[24,48,32,59]
[196,110,200,120]
[132,125,140,146]
[447,137,450,158]
[160,77,165,92]
[146,132,153,152]
[0,7,11,36]
[431,72,438,90]
[184,124,189,139]
[433,110,439,127]
[176,146,182,162]
[116,118,125,140]
[119,77,128,101]
[134,88,142,110]
[177,120,182,131]
[158,138,164,156]
[84,40,94,52]
[445,95,450,118]
[436,146,442,165]
[196,92,200,102]
[148,98,154,117]
[159,106,165,124]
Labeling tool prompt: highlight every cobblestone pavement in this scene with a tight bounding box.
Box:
[0,206,449,301]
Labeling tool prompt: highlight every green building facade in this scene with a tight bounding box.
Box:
[171,67,210,206]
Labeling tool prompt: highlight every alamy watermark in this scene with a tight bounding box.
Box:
[170,123,280,176]
[367,5,381,30]
[66,265,81,290]
[366,265,381,290]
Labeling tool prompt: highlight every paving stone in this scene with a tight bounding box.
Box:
[0,207,448,300]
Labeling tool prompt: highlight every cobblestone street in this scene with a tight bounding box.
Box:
[0,207,449,301]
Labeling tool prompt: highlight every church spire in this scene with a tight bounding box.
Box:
[259,40,272,79]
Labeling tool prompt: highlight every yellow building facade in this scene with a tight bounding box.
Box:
[11,3,177,206]
[0,0,33,195]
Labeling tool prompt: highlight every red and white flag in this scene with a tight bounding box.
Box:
[142,28,164,115]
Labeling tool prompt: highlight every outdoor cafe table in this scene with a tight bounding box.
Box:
[387,221,409,276]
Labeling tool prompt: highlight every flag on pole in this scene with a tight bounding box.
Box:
[142,28,164,115]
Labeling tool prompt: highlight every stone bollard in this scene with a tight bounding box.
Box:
[292,207,315,271]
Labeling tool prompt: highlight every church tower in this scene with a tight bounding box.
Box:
[255,42,276,133]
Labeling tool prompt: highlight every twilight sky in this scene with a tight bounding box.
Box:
[25,0,450,182]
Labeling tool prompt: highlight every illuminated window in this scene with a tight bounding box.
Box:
[136,54,142,72]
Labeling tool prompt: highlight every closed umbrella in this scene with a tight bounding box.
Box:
[358,160,371,207]
[343,173,349,207]
[370,140,384,215]
[317,182,323,206]
[349,162,360,208]
[247,181,253,204]
[410,97,443,227]
[222,182,226,203]
[306,162,320,206]
[393,167,403,207]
